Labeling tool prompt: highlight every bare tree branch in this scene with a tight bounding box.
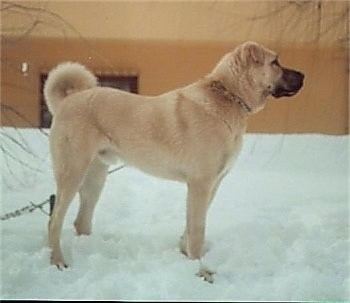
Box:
[1,110,36,150]
[1,1,118,69]
[0,145,44,173]
[1,103,49,137]
[1,131,45,160]
[1,144,28,187]
[248,3,292,21]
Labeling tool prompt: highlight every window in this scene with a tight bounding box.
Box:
[39,73,138,128]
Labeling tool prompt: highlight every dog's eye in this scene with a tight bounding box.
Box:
[271,59,279,66]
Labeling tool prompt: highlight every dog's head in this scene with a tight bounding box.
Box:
[241,42,304,98]
[215,41,305,113]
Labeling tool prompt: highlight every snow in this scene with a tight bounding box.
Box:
[1,127,349,300]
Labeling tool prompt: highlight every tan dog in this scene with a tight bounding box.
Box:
[44,41,304,281]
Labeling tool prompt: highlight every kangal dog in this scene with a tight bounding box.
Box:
[44,41,304,282]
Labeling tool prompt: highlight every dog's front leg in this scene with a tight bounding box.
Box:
[186,179,212,259]
[181,173,226,254]
[185,178,216,282]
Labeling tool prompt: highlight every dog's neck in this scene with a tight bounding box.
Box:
[210,80,252,114]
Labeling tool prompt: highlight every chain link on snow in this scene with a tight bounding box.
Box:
[1,165,126,221]
[1,197,51,220]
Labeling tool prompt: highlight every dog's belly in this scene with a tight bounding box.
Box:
[133,162,187,182]
[127,146,240,183]
[124,153,188,182]
[98,146,188,181]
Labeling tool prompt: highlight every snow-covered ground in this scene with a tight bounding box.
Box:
[1,128,349,300]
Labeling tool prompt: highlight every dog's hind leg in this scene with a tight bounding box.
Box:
[48,143,94,269]
[74,158,108,236]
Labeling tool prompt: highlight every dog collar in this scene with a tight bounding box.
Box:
[210,80,252,113]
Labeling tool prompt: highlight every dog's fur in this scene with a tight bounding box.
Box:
[45,41,304,280]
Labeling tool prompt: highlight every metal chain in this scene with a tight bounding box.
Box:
[1,165,126,221]
[0,198,50,221]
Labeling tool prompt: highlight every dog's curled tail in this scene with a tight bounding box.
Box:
[44,62,97,115]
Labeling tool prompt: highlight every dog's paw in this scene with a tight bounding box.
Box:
[55,262,69,270]
[50,253,68,270]
[196,267,216,283]
[74,221,92,236]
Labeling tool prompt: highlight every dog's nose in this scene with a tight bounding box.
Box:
[297,72,304,87]
[291,71,304,90]
[297,71,304,82]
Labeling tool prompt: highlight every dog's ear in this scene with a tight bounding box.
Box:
[242,41,265,66]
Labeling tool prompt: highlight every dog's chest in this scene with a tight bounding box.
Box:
[218,134,244,175]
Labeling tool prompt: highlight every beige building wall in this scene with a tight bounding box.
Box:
[2,1,347,45]
[1,1,349,134]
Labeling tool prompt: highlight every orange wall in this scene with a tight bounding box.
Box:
[1,37,349,134]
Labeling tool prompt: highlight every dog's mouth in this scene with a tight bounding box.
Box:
[271,87,299,98]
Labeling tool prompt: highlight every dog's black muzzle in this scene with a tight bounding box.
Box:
[272,68,304,98]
